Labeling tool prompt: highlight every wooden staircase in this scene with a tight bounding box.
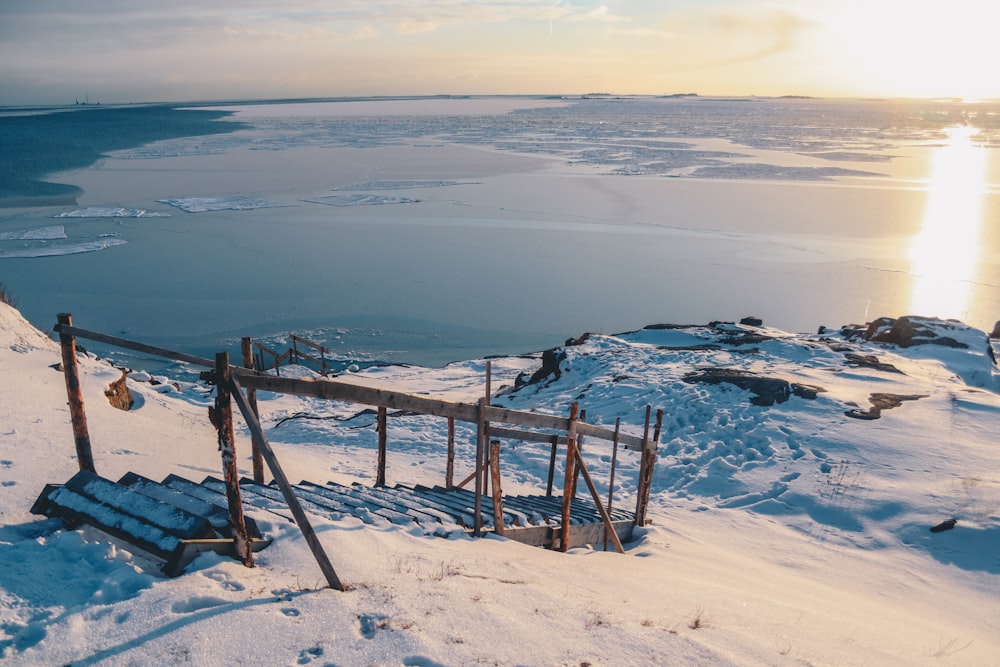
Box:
[33,470,635,575]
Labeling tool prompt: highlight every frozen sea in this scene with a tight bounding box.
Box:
[1,95,999,372]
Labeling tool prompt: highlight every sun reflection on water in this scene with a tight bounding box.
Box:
[908,125,988,321]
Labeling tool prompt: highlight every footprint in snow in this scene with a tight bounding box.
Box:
[358,613,390,638]
[296,644,323,664]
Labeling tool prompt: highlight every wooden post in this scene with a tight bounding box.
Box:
[634,407,662,527]
[230,375,345,591]
[572,409,586,499]
[481,361,492,498]
[605,418,621,551]
[241,337,265,484]
[445,417,456,488]
[213,352,253,567]
[545,437,558,497]
[376,406,387,487]
[575,448,625,554]
[473,396,486,536]
[559,402,580,552]
[489,440,504,536]
[56,314,96,474]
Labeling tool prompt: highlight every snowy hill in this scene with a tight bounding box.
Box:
[1,302,998,665]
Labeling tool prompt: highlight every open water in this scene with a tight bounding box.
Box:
[1,96,999,373]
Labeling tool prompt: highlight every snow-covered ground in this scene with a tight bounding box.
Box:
[1,301,999,665]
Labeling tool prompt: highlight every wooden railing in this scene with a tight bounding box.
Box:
[52,314,663,589]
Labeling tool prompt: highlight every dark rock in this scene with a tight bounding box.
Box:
[683,368,824,406]
[930,518,958,533]
[740,316,763,327]
[104,370,134,411]
[844,353,904,374]
[513,348,567,390]
[862,316,968,349]
[844,392,927,420]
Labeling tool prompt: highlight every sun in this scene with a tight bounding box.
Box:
[823,1,996,99]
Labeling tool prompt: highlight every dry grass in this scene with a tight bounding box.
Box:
[0,283,16,308]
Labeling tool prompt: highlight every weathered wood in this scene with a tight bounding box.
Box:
[473,396,486,536]
[559,403,580,552]
[605,418,621,551]
[574,448,624,554]
[240,374,646,449]
[445,417,456,489]
[55,322,216,368]
[56,314,96,474]
[290,333,328,354]
[634,407,663,526]
[634,406,652,525]
[489,441,504,536]
[505,519,635,550]
[572,409,586,500]
[241,338,265,484]
[213,353,254,568]
[229,374,346,591]
[376,406,387,487]
[455,458,489,490]
[546,438,558,497]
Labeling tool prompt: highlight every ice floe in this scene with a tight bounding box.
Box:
[0,225,67,241]
[158,196,293,212]
[53,207,170,218]
[302,194,420,206]
[335,180,475,190]
[0,238,127,258]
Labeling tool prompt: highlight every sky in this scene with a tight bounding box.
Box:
[0,0,997,106]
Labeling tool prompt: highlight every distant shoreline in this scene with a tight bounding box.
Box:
[0,105,248,206]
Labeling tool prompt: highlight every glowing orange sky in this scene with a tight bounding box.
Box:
[0,1,995,105]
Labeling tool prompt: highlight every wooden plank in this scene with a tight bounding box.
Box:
[241,375,480,422]
[489,441,504,536]
[55,322,217,368]
[560,403,579,552]
[445,417,456,489]
[290,334,328,354]
[56,314,96,474]
[241,338,265,484]
[229,374,346,591]
[574,449,625,554]
[499,519,634,550]
[240,375,649,449]
[376,406,387,487]
[474,397,486,536]
[166,537,271,577]
[213,353,254,568]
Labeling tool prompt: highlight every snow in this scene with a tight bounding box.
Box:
[53,208,169,219]
[158,196,293,212]
[1,302,999,665]
[0,237,127,258]
[302,195,421,207]
[0,225,67,240]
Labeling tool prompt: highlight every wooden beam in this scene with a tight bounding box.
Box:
[241,374,649,449]
[56,314,96,474]
[559,402,579,552]
[574,448,624,554]
[445,417,455,489]
[605,418,621,551]
[489,441,504,536]
[54,323,217,368]
[213,352,253,567]
[376,406,387,487]
[473,397,486,536]
[241,337,265,484]
[229,374,345,591]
